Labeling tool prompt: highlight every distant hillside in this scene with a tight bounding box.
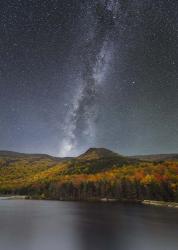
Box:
[0,148,177,202]
[0,151,28,157]
[0,150,71,161]
[129,153,178,162]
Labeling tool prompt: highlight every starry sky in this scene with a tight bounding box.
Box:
[0,0,178,156]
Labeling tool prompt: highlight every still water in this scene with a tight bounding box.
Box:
[0,200,177,250]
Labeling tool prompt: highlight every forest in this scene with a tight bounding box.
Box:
[0,148,178,202]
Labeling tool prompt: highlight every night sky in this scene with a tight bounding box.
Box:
[0,0,178,156]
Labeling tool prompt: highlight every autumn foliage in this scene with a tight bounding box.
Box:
[0,151,178,202]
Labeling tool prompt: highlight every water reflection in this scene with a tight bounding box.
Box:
[74,202,178,250]
[0,200,177,250]
[74,203,120,250]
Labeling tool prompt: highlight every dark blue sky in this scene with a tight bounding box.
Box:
[0,0,178,156]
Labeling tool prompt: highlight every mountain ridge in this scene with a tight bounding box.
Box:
[0,148,178,162]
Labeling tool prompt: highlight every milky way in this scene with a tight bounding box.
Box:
[59,0,117,156]
[59,0,146,156]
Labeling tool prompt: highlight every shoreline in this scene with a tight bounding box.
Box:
[142,200,178,208]
[1,196,178,208]
[0,195,27,200]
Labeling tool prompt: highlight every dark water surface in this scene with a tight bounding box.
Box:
[0,200,177,250]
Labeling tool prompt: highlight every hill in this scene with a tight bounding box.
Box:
[78,148,121,160]
[59,147,139,175]
[0,148,177,202]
